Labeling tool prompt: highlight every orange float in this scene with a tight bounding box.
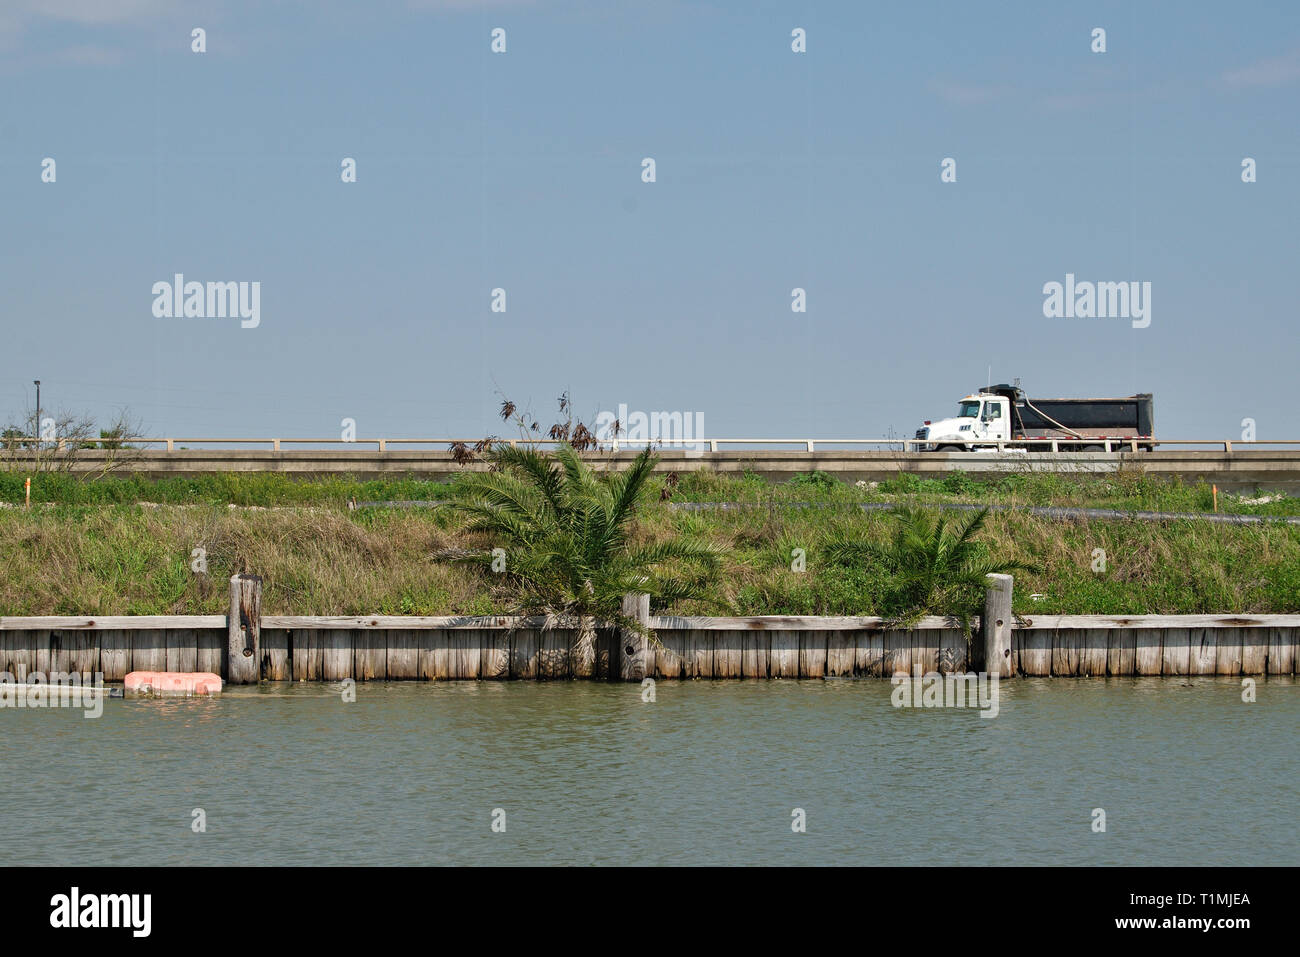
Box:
[123,671,223,696]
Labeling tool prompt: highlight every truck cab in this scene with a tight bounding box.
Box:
[915,392,1011,451]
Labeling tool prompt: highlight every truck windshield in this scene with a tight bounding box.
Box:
[958,400,980,418]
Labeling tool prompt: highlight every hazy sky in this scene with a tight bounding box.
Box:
[2,1,1297,443]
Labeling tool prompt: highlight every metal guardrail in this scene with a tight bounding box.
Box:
[7,436,1300,453]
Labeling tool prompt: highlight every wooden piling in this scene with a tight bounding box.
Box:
[983,574,1014,678]
[226,574,262,684]
[618,593,651,681]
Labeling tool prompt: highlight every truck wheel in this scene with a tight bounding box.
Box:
[936,445,961,452]
[1081,445,1104,452]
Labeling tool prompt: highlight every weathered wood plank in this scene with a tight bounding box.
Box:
[1,630,37,680]
[854,630,884,677]
[30,630,53,676]
[1133,628,1163,676]
[1106,628,1135,676]
[1017,628,1051,677]
[354,628,386,681]
[165,628,199,675]
[1188,628,1217,675]
[45,630,72,675]
[936,629,967,675]
[740,631,769,678]
[1,615,227,631]
[910,628,938,676]
[507,628,538,679]
[131,630,166,673]
[769,631,798,678]
[1241,627,1268,676]
[290,630,320,681]
[385,629,420,679]
[1161,627,1191,676]
[682,629,714,679]
[262,615,546,630]
[595,625,613,680]
[257,628,291,680]
[1215,628,1243,676]
[714,631,742,679]
[649,615,959,631]
[320,629,354,682]
[998,614,1296,631]
[538,629,570,680]
[481,628,509,679]
[799,631,827,678]
[65,629,99,676]
[882,630,911,677]
[826,631,856,677]
[1080,628,1107,677]
[1266,627,1296,675]
[99,630,130,681]
[653,630,684,678]
[450,630,481,679]
[1052,630,1083,677]
[419,629,451,680]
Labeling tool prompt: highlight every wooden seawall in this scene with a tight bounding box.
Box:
[0,613,1295,681]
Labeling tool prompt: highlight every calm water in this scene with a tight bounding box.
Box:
[3,677,1296,866]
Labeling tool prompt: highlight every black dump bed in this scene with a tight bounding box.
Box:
[986,386,1154,437]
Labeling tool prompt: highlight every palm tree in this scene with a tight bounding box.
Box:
[829,505,1034,637]
[438,444,723,676]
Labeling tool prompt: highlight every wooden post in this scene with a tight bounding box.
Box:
[618,592,651,681]
[226,574,262,684]
[983,574,1014,678]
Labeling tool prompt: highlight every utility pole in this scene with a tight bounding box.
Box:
[33,380,41,441]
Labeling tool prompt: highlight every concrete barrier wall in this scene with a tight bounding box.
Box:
[7,448,1300,491]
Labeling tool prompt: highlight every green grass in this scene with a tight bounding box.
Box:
[1,468,1297,616]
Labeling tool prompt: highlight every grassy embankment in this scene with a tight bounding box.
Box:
[1,468,1297,617]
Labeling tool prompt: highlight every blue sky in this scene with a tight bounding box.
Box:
[2,1,1297,442]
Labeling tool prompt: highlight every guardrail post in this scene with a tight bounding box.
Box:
[272,439,280,451]
[983,574,1013,678]
[227,574,263,684]
[1224,441,1232,453]
[378,439,386,452]
[806,440,815,452]
[710,440,718,452]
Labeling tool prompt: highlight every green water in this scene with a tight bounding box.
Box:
[3,677,1295,865]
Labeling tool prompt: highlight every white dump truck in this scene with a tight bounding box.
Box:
[914,384,1155,452]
